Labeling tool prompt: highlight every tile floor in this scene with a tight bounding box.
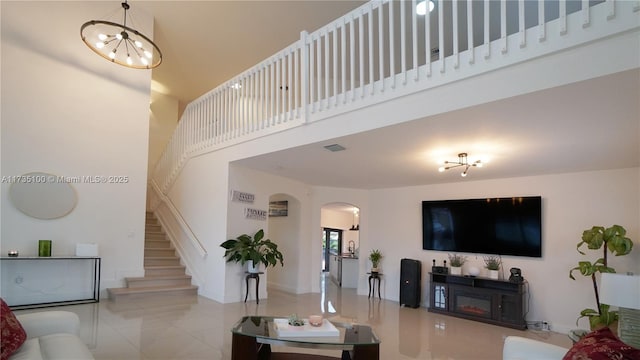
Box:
[15,274,572,359]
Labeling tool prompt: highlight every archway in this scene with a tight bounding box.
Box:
[320,202,360,289]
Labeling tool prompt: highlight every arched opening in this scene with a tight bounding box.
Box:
[320,202,360,288]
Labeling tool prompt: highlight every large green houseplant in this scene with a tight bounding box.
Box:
[220,229,284,271]
[569,224,634,330]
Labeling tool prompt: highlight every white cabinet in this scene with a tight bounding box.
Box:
[329,254,340,285]
[341,257,359,288]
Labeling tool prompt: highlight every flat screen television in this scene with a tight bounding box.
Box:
[422,196,542,257]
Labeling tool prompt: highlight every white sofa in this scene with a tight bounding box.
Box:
[503,336,569,360]
[10,311,94,360]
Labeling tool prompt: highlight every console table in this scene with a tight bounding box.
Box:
[231,316,380,360]
[428,272,526,329]
[0,256,101,310]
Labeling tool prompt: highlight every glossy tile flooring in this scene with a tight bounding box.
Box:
[15,274,572,359]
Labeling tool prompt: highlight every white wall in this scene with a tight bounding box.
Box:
[268,193,300,293]
[226,165,312,301]
[1,2,153,295]
[365,168,640,333]
[148,91,179,181]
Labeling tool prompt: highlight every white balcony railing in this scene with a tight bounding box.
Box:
[152,0,639,194]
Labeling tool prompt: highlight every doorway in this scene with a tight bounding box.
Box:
[322,228,342,273]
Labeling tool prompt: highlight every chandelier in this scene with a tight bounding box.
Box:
[438,153,482,177]
[80,1,162,69]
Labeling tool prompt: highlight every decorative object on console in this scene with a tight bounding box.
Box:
[569,224,634,331]
[7,250,19,257]
[220,229,284,273]
[369,249,382,273]
[80,0,162,69]
[437,152,483,177]
[448,253,467,275]
[483,255,501,279]
[599,273,640,349]
[38,240,52,257]
[467,266,480,277]
[509,267,524,283]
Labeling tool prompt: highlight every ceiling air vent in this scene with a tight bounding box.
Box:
[324,144,346,152]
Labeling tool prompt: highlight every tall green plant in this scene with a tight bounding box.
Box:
[569,225,633,328]
[220,229,284,268]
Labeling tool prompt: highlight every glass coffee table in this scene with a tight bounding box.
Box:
[231,316,380,360]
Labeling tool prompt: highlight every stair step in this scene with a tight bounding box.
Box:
[126,275,192,288]
[145,240,171,248]
[144,248,175,257]
[146,225,162,231]
[145,233,166,240]
[107,285,198,301]
[144,257,181,266]
[145,265,187,276]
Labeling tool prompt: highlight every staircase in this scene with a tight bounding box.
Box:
[107,212,198,301]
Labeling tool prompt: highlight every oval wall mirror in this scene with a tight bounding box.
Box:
[9,172,78,219]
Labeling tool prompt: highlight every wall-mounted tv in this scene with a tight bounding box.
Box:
[422,196,542,257]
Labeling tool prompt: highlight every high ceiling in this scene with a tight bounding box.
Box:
[142,1,366,106]
[140,1,639,190]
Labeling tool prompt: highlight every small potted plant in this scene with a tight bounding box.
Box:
[569,224,633,332]
[448,253,467,276]
[220,229,284,272]
[369,249,382,273]
[483,255,501,279]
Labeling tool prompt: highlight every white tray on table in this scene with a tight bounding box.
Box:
[273,318,340,337]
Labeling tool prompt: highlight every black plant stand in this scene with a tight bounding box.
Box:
[244,271,264,304]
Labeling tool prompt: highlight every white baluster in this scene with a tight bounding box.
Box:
[467,0,474,64]
[519,0,526,48]
[538,0,546,42]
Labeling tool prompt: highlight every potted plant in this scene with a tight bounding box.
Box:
[369,249,382,273]
[448,253,467,276]
[569,224,634,331]
[220,229,284,272]
[483,255,501,279]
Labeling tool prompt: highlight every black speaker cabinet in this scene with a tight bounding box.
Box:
[400,258,421,308]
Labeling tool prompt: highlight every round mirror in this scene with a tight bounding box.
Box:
[9,172,77,219]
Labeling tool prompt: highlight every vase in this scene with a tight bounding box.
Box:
[247,260,260,273]
[467,266,480,276]
[38,240,52,257]
[488,269,499,279]
[450,266,462,276]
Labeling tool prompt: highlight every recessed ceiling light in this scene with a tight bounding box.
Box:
[324,144,346,152]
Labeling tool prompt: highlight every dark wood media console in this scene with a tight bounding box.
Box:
[428,272,527,329]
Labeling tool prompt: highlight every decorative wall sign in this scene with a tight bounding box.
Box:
[231,190,255,203]
[269,201,288,217]
[245,208,267,221]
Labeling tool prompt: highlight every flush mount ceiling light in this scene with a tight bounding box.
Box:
[80,1,162,69]
[416,0,435,15]
[438,152,483,177]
